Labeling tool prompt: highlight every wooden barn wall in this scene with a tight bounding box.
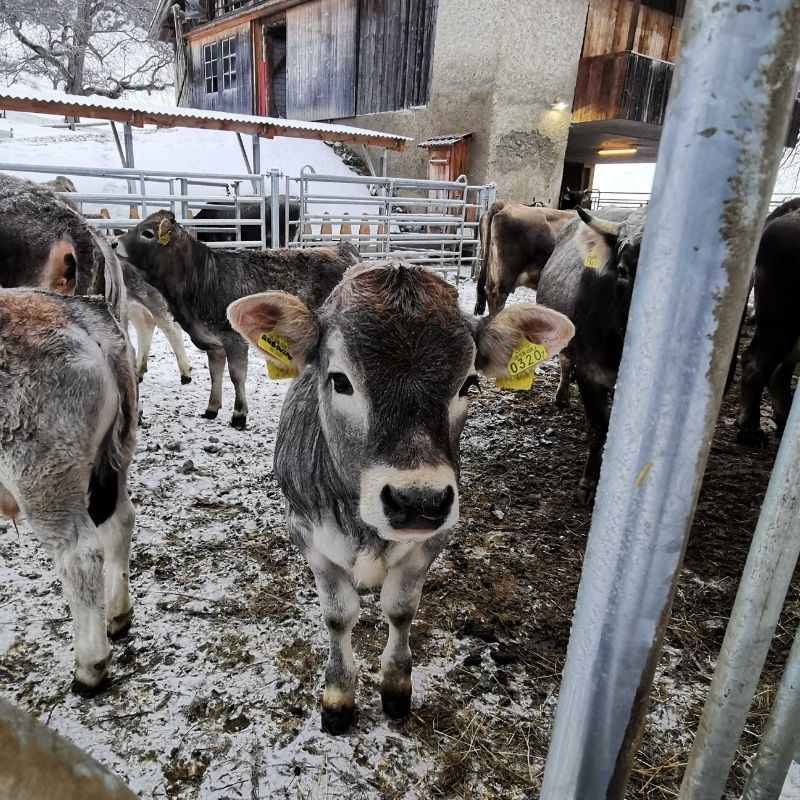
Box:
[188,23,253,114]
[582,0,683,62]
[286,0,358,121]
[356,0,437,116]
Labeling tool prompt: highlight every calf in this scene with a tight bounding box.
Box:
[192,198,300,245]
[124,261,192,384]
[113,211,358,428]
[537,206,647,505]
[737,198,800,444]
[228,262,574,733]
[474,202,576,316]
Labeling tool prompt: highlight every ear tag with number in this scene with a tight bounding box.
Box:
[258,331,298,380]
[583,247,600,269]
[496,339,549,391]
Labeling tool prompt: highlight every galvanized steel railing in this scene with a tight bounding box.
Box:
[591,189,799,213]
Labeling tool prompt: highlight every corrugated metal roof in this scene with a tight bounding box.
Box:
[0,87,411,150]
[418,133,472,148]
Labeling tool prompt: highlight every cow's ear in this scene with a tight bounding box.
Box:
[227,291,319,374]
[474,304,574,379]
[575,207,619,271]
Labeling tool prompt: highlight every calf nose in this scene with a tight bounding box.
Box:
[110,240,118,249]
[380,484,455,531]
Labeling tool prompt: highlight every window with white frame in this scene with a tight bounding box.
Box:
[203,42,218,93]
[222,37,237,90]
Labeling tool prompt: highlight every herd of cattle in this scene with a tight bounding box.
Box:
[0,169,797,741]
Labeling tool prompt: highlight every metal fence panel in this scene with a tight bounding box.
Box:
[540,1,800,798]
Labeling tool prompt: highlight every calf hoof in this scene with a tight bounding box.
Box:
[554,392,571,409]
[181,375,192,385]
[72,659,112,698]
[736,427,768,447]
[201,410,218,420]
[381,688,412,720]
[108,609,133,641]
[575,480,596,507]
[230,414,247,430]
[321,703,356,735]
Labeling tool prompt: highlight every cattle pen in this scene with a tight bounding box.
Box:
[3,1,800,799]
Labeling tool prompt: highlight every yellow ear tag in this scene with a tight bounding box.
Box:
[157,218,172,245]
[258,331,298,380]
[583,247,600,269]
[496,340,549,391]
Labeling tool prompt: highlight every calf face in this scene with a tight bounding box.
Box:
[228,263,574,732]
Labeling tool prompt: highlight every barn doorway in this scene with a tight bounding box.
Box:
[255,18,287,117]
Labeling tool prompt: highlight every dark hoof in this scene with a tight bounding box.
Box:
[181,375,192,385]
[108,610,133,641]
[230,415,247,430]
[71,672,112,698]
[382,689,412,720]
[554,393,570,409]
[201,410,218,420]
[321,704,356,735]
[137,375,145,384]
[575,481,596,507]
[736,427,768,447]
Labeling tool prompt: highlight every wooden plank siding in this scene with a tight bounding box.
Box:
[286,0,358,120]
[188,23,253,114]
[572,51,672,126]
[356,0,437,115]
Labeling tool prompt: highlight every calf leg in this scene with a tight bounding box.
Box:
[29,511,110,694]
[768,360,796,441]
[225,342,249,430]
[555,352,573,408]
[128,302,155,383]
[379,559,428,719]
[312,561,361,734]
[202,347,227,420]
[155,315,192,385]
[576,373,611,507]
[738,334,782,446]
[98,484,135,640]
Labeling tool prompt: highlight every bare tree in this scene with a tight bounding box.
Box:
[0,0,174,98]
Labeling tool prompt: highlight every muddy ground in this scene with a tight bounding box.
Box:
[0,291,796,799]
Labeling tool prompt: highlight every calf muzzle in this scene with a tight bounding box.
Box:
[380,484,455,531]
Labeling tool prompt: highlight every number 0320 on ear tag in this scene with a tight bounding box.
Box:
[257,331,298,380]
[496,340,549,391]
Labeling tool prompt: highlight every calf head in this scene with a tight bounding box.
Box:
[229,262,574,541]
[112,211,197,291]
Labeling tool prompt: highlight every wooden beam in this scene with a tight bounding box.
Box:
[185,0,306,42]
[0,94,407,150]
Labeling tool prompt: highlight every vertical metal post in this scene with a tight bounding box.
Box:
[123,122,137,218]
[742,585,800,800]
[682,381,800,799]
[180,178,188,222]
[251,133,261,195]
[270,168,281,249]
[539,2,800,799]
[260,175,267,250]
[233,181,241,243]
[284,175,292,246]
[139,173,147,219]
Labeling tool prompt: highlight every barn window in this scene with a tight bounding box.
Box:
[222,37,237,90]
[214,0,248,16]
[203,42,218,93]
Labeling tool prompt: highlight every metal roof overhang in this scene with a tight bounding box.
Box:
[565,120,662,165]
[0,87,410,151]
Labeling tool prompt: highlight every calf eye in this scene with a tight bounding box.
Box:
[141,229,155,240]
[459,375,480,397]
[329,372,353,396]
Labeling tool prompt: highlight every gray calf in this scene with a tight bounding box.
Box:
[0,289,137,693]
[228,262,574,733]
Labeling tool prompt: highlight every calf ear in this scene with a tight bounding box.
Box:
[227,291,319,375]
[475,304,575,379]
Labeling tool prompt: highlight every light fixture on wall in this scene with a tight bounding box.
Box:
[597,147,639,156]
[550,98,570,111]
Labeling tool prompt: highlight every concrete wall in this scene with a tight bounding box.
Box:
[342,0,589,204]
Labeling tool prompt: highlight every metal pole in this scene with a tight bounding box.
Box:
[743,605,800,800]
[539,2,800,798]
[260,174,267,250]
[251,133,261,195]
[123,122,137,218]
[682,378,800,799]
[270,168,280,249]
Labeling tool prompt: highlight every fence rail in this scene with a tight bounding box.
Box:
[591,189,798,212]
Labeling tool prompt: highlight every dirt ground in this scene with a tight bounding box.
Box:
[0,289,796,799]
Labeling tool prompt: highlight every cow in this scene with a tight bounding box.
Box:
[227,261,575,733]
[124,261,192,384]
[560,187,592,210]
[737,198,800,445]
[537,206,647,505]
[0,183,137,693]
[473,202,577,316]
[0,173,103,296]
[112,210,359,429]
[191,198,300,246]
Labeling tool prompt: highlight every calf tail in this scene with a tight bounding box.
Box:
[474,201,504,316]
[93,232,129,329]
